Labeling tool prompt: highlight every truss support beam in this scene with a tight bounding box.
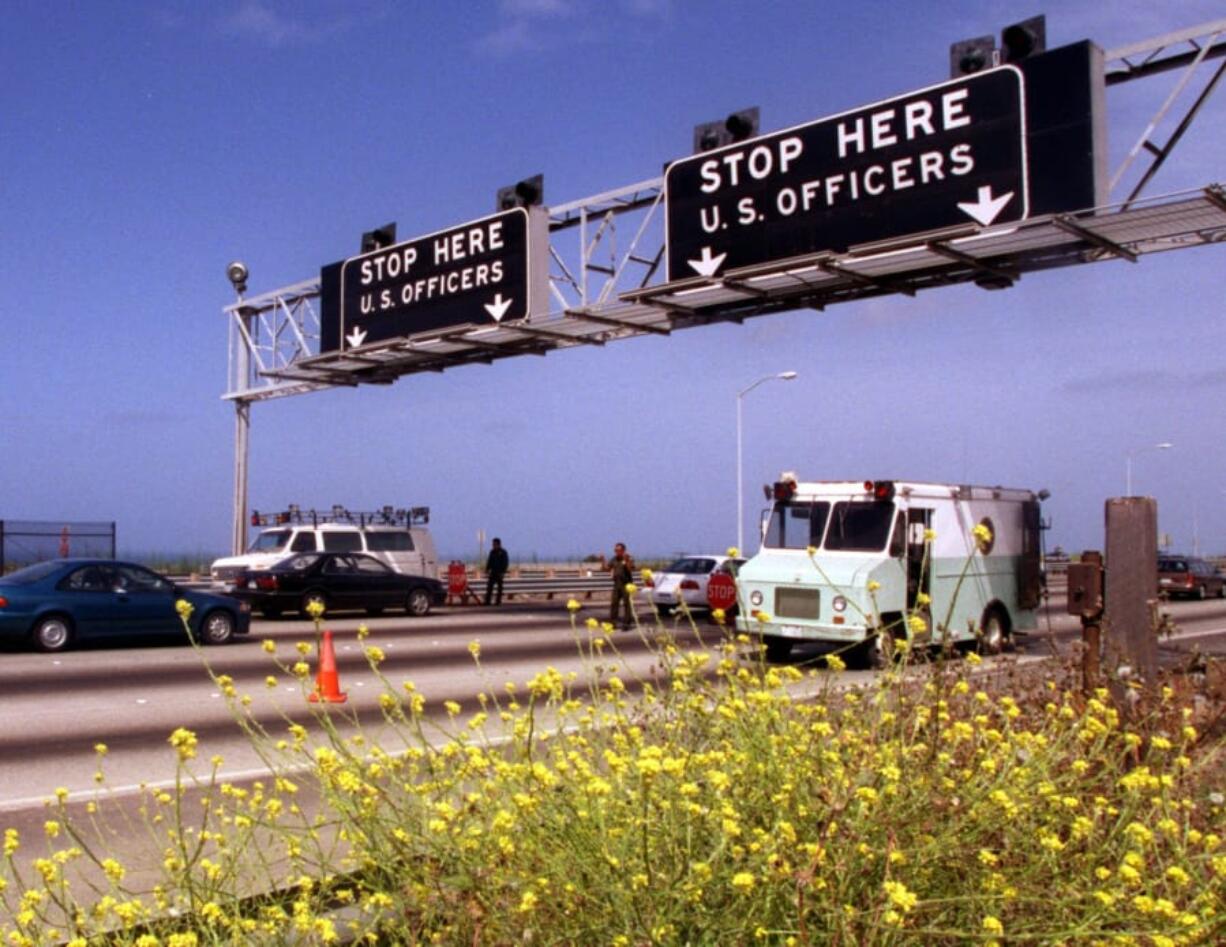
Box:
[1123,57,1226,208]
[818,260,917,297]
[927,242,1019,285]
[511,324,605,346]
[564,308,670,336]
[1052,216,1139,262]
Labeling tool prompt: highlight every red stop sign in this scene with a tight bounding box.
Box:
[707,572,737,611]
[447,561,468,596]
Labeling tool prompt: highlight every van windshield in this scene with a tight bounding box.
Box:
[763,501,831,549]
[249,530,290,553]
[824,501,896,552]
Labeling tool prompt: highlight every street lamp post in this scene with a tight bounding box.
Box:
[736,371,798,552]
[1124,441,1173,496]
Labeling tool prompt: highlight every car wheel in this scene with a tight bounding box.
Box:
[200,610,236,645]
[978,607,1010,655]
[32,615,73,653]
[1196,584,1207,601]
[406,588,432,617]
[300,591,328,618]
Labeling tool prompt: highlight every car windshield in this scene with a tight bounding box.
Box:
[0,560,62,585]
[663,558,717,575]
[249,530,291,553]
[824,501,896,551]
[764,501,831,550]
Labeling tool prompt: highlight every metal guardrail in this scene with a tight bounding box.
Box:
[172,568,632,602]
[448,569,633,603]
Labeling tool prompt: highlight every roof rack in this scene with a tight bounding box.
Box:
[251,505,429,527]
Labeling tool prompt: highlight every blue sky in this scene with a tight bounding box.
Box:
[2,1,1224,563]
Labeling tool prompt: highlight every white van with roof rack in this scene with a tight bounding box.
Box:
[210,505,438,589]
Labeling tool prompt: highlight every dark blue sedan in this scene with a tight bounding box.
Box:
[0,559,251,652]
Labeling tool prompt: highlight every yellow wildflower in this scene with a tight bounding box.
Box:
[168,727,198,761]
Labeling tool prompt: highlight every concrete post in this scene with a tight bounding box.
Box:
[1104,497,1158,683]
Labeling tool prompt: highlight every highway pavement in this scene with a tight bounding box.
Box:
[1,589,1223,813]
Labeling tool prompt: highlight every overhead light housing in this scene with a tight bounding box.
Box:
[692,107,760,153]
[497,174,544,211]
[1001,15,1046,64]
[226,260,249,294]
[949,35,997,78]
[361,223,397,253]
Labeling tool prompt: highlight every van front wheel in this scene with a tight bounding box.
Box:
[763,636,792,662]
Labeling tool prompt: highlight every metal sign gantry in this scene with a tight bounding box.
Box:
[222,20,1226,554]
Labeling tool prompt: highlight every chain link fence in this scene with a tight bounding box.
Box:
[0,520,116,573]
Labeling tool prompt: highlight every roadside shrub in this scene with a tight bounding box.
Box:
[2,606,1223,945]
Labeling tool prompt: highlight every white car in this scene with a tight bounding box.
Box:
[647,555,745,614]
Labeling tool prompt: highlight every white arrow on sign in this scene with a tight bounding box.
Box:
[484,293,514,322]
[687,245,727,278]
[957,185,1015,227]
[346,327,368,348]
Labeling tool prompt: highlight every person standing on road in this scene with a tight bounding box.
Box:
[599,542,636,629]
[484,537,509,606]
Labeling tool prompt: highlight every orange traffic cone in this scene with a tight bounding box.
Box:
[308,630,347,703]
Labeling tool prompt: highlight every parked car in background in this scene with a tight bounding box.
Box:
[0,559,250,652]
[229,551,446,618]
[1157,555,1226,600]
[647,554,746,615]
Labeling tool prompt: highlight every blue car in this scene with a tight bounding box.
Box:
[0,559,251,652]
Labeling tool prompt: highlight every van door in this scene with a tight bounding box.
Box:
[1018,500,1043,609]
[905,508,933,610]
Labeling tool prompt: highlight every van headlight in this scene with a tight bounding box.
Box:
[832,595,847,613]
[750,590,764,607]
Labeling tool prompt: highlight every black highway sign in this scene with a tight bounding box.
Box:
[666,67,1029,280]
[322,207,544,353]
